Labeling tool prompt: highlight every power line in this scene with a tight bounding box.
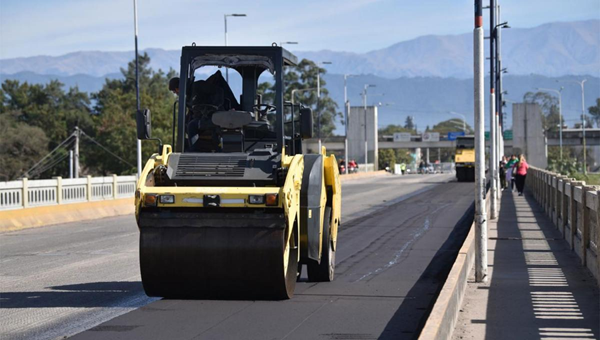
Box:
[80,131,136,168]
[21,133,76,178]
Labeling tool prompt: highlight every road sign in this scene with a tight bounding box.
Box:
[485,131,489,141]
[447,131,466,141]
[393,132,411,142]
[422,132,440,142]
[503,130,513,140]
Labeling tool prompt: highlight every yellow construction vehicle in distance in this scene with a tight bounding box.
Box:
[455,136,475,182]
[134,46,341,299]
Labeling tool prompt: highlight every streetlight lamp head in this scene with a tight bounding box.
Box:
[321,61,333,65]
[232,14,246,16]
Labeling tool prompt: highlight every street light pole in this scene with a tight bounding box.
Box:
[536,87,563,160]
[362,84,375,172]
[316,61,332,152]
[559,78,588,173]
[581,79,588,174]
[133,0,142,177]
[489,0,498,220]
[224,13,246,82]
[343,74,355,175]
[474,0,487,283]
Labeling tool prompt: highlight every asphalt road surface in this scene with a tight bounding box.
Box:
[0,173,473,340]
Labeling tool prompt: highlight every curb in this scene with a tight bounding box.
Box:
[418,192,491,340]
[340,170,391,182]
[0,198,134,233]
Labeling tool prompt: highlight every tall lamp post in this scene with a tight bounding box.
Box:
[362,84,376,172]
[561,79,588,174]
[316,61,332,151]
[133,0,142,177]
[224,13,247,82]
[343,74,356,175]
[536,87,564,160]
[474,0,487,283]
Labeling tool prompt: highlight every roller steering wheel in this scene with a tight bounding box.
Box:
[191,104,220,117]
[254,104,276,117]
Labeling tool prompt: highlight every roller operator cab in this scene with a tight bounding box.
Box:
[134,46,341,299]
[455,136,475,182]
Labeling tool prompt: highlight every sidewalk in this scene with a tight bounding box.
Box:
[452,190,599,340]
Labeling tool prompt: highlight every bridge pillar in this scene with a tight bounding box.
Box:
[426,148,430,164]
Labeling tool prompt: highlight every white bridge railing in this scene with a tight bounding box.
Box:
[0,175,137,211]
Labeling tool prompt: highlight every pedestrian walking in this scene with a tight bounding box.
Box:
[513,154,529,196]
[499,156,507,189]
[505,155,517,191]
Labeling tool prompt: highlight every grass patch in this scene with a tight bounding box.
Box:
[571,173,600,185]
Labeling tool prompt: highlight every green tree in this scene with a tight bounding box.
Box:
[258,59,341,138]
[1,79,93,178]
[430,118,474,135]
[523,91,563,132]
[378,124,415,135]
[394,149,413,164]
[404,116,415,130]
[92,53,177,174]
[0,114,49,180]
[378,149,395,169]
[588,98,600,127]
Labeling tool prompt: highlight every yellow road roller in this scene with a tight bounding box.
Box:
[134,46,341,299]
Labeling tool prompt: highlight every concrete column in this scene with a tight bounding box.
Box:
[57,176,63,204]
[86,175,92,202]
[113,174,118,199]
[22,178,29,208]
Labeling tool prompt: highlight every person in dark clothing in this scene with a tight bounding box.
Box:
[499,156,507,189]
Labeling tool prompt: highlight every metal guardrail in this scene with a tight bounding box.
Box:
[527,167,600,285]
[0,175,137,211]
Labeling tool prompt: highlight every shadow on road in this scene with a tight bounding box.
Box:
[0,281,145,308]
[378,200,475,340]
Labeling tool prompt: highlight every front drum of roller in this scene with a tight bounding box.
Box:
[138,211,298,300]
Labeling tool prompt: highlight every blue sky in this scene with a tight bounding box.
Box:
[1,0,599,59]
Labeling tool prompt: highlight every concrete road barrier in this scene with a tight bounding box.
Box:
[418,191,490,340]
[340,170,391,182]
[0,198,134,232]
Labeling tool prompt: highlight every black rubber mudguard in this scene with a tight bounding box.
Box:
[300,154,323,262]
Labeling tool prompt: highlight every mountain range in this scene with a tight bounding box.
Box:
[1,20,598,79]
[1,20,599,133]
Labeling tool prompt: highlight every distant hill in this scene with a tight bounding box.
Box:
[4,70,596,134]
[1,20,598,79]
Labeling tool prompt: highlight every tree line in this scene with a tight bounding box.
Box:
[0,55,340,181]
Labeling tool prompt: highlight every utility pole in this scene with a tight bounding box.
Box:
[362,84,375,172]
[69,150,74,179]
[474,0,488,283]
[344,74,355,175]
[580,79,588,174]
[489,0,498,220]
[133,0,142,178]
[316,61,332,152]
[74,126,80,179]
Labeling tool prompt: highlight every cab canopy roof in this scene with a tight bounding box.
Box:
[182,46,298,74]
